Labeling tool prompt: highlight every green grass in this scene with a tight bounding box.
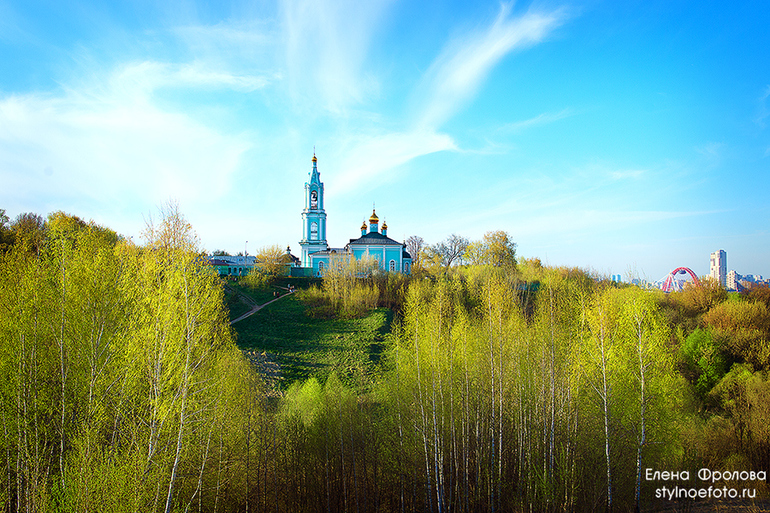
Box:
[223,281,286,321]
[232,294,393,389]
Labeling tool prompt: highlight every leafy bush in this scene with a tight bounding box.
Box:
[243,268,273,290]
[703,299,770,369]
[682,328,729,399]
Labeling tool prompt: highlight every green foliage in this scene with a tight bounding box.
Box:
[295,253,409,319]
[464,230,517,271]
[242,245,291,291]
[367,271,686,511]
[243,267,273,290]
[662,277,728,323]
[708,364,770,469]
[0,207,260,512]
[703,298,770,369]
[234,293,392,387]
[2,206,767,512]
[0,208,14,253]
[682,328,729,398]
[745,284,770,309]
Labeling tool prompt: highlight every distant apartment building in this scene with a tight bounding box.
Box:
[710,249,727,288]
[727,270,740,291]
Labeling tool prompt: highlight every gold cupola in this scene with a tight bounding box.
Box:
[368,209,379,233]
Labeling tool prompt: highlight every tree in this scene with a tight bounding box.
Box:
[583,287,619,512]
[0,205,261,512]
[406,236,425,270]
[422,234,469,274]
[710,364,770,470]
[465,231,517,271]
[11,212,45,253]
[616,288,674,513]
[703,299,770,369]
[254,244,287,277]
[0,209,13,252]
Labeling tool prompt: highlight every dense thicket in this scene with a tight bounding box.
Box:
[0,208,260,512]
[269,263,770,512]
[2,209,768,512]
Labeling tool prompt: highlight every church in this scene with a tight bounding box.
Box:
[297,154,412,277]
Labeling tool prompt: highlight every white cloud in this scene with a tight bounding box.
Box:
[107,60,272,99]
[173,19,276,55]
[695,141,724,167]
[609,169,645,180]
[501,108,574,133]
[414,3,567,130]
[326,130,456,196]
[0,88,251,216]
[281,0,393,111]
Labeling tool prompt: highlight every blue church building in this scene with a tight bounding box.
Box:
[298,154,412,277]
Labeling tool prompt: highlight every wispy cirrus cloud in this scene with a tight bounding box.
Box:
[609,169,645,180]
[500,108,574,133]
[695,141,724,167]
[107,60,274,96]
[326,130,456,197]
[0,85,251,218]
[414,3,567,130]
[280,0,393,112]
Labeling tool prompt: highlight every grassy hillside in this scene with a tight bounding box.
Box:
[230,290,393,388]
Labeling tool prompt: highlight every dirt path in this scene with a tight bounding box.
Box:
[232,288,293,393]
[230,289,293,325]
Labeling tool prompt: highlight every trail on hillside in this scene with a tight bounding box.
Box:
[230,288,293,324]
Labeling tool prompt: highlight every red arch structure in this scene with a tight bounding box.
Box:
[661,267,701,293]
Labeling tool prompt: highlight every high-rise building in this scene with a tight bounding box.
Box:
[710,249,727,288]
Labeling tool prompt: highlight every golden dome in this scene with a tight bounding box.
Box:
[361,220,367,230]
[369,209,379,223]
[312,154,317,163]
[382,220,388,229]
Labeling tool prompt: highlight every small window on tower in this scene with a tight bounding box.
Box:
[311,222,318,240]
[310,190,318,209]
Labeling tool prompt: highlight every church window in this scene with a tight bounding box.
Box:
[310,190,318,209]
[389,260,396,272]
[318,261,325,273]
[311,222,318,240]
[404,262,410,274]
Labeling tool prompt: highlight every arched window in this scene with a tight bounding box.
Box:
[404,262,410,274]
[318,261,325,273]
[310,222,318,240]
[310,190,318,209]
[389,260,396,272]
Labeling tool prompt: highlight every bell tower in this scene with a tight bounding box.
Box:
[300,153,328,266]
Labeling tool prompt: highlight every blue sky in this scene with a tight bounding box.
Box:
[1,0,768,281]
